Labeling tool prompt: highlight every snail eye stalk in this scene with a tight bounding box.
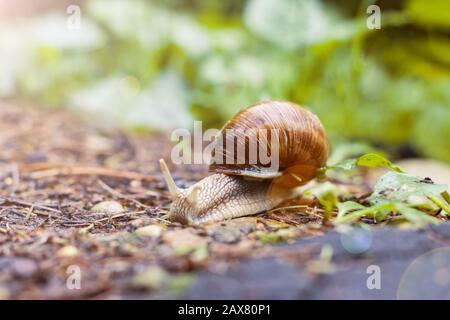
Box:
[159,159,179,198]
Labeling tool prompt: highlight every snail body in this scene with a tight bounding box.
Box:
[160,101,329,225]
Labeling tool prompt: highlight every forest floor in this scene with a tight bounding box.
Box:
[0,102,449,299]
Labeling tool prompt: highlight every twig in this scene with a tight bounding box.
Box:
[93,213,128,223]
[268,205,308,213]
[0,197,61,214]
[21,163,155,181]
[24,205,35,222]
[97,179,151,209]
[61,213,127,227]
[78,224,94,235]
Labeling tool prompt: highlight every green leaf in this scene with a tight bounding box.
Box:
[395,203,440,225]
[334,207,370,225]
[369,171,448,205]
[334,202,396,225]
[305,182,340,214]
[335,171,446,225]
[330,158,357,170]
[255,231,282,244]
[327,142,375,166]
[355,153,404,172]
[336,201,366,219]
[334,201,440,226]
[325,153,403,173]
[427,196,450,216]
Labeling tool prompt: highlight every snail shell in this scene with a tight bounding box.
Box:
[159,100,329,224]
[210,100,329,188]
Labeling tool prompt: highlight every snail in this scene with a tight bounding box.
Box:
[159,100,329,225]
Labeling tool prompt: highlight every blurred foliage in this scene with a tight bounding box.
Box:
[323,153,449,226]
[0,0,449,162]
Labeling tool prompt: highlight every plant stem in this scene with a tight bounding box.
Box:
[440,191,450,206]
[334,207,374,225]
[268,205,308,213]
[428,196,450,216]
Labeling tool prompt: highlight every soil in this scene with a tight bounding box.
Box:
[0,102,448,299]
[0,102,325,299]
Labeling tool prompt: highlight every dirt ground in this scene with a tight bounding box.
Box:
[0,102,330,299]
[0,102,448,300]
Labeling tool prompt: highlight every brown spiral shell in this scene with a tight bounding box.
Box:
[209,100,329,188]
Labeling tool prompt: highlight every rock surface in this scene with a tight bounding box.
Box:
[185,224,450,299]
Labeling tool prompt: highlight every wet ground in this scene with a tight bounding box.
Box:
[0,102,448,299]
[186,224,450,299]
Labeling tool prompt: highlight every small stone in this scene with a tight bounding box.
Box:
[276,227,302,240]
[130,217,153,227]
[84,135,113,152]
[260,218,291,230]
[136,225,163,238]
[0,287,10,300]
[10,257,38,278]
[131,266,168,290]
[130,180,141,188]
[206,217,258,243]
[56,245,79,258]
[162,229,209,249]
[91,201,125,215]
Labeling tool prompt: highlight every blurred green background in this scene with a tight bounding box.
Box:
[0,0,449,162]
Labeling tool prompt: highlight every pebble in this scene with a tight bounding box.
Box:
[56,245,79,258]
[135,225,163,238]
[131,266,168,290]
[9,257,38,278]
[90,201,125,215]
[0,287,10,300]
